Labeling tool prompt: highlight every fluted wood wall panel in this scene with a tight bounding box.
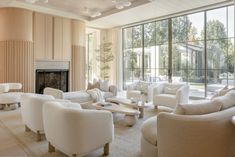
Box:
[0,40,34,92]
[71,45,86,91]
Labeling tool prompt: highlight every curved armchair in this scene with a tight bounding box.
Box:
[43,101,114,157]
[153,83,189,109]
[157,107,235,157]
[141,106,235,157]
[20,93,69,141]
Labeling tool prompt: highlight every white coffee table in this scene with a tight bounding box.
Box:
[92,102,140,126]
[106,97,151,118]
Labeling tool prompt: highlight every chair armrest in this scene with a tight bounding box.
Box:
[157,109,235,157]
[109,85,117,96]
[176,85,189,104]
[153,83,165,96]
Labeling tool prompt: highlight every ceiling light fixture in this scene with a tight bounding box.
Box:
[85,8,102,18]
[25,0,48,4]
[112,0,132,10]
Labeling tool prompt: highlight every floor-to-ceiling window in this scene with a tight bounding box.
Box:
[122,5,234,98]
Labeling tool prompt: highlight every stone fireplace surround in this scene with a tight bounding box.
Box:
[35,61,70,94]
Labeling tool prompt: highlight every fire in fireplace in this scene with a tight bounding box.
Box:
[35,69,69,94]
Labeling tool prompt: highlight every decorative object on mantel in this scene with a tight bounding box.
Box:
[96,42,114,80]
[25,0,48,3]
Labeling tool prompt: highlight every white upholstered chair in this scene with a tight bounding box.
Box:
[43,101,114,157]
[153,83,189,109]
[126,81,156,102]
[20,93,69,141]
[141,106,235,157]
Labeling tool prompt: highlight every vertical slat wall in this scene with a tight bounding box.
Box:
[71,20,86,91]
[0,40,34,92]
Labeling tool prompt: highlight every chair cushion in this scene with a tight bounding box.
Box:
[64,91,92,103]
[154,94,177,107]
[163,84,182,95]
[141,116,157,146]
[174,100,222,115]
[213,90,235,110]
[127,90,141,99]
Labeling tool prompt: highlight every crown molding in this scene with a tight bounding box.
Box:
[4,0,89,22]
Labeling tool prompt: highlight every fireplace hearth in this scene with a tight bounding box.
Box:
[36,69,69,94]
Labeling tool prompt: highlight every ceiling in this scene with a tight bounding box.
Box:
[0,0,233,29]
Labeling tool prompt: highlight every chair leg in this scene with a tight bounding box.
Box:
[103,143,109,156]
[25,125,30,132]
[154,105,158,110]
[48,142,55,152]
[72,154,76,157]
[37,131,42,141]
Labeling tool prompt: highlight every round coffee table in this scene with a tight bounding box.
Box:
[92,102,140,126]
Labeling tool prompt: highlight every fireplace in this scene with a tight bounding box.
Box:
[36,69,69,94]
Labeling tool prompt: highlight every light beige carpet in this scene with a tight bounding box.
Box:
[0,106,172,157]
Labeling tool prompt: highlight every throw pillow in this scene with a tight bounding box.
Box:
[211,86,228,99]
[174,100,222,115]
[213,90,235,110]
[99,80,109,92]
[164,84,182,95]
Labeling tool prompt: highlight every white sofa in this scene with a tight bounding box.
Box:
[43,101,114,157]
[20,93,69,141]
[153,83,189,109]
[43,87,93,106]
[0,83,22,110]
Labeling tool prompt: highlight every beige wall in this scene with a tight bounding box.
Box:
[0,8,34,92]
[0,7,86,92]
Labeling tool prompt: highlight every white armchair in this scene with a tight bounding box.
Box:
[43,101,114,157]
[153,83,189,109]
[20,93,70,141]
[127,81,155,102]
[141,106,235,157]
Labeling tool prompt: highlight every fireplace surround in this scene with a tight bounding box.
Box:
[35,69,69,94]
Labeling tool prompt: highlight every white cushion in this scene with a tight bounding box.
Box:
[0,84,9,93]
[213,90,235,110]
[174,100,222,115]
[64,91,92,103]
[163,84,182,95]
[141,116,157,146]
[103,92,114,99]
[99,80,109,92]
[154,94,177,108]
[211,86,235,99]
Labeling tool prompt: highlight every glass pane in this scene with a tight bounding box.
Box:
[123,28,132,49]
[172,16,187,43]
[187,41,205,69]
[228,38,234,87]
[207,69,226,97]
[144,48,155,69]
[124,68,133,89]
[189,70,205,97]
[187,12,204,41]
[144,68,155,82]
[156,45,168,69]
[228,6,234,38]
[172,43,187,70]
[133,25,143,48]
[207,39,227,70]
[172,70,185,83]
[156,69,168,82]
[133,68,142,81]
[144,22,155,47]
[206,7,227,39]
[156,20,168,44]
